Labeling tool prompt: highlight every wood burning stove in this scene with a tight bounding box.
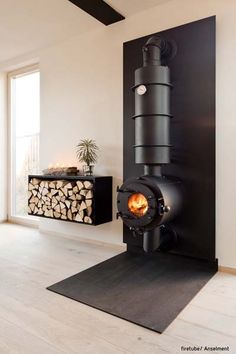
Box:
[117,35,182,252]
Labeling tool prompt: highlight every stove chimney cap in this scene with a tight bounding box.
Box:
[142,35,177,66]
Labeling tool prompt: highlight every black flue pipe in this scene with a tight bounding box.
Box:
[144,165,161,176]
[133,36,172,167]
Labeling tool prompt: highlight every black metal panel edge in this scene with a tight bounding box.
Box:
[68,0,125,26]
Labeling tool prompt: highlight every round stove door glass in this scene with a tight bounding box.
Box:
[128,193,148,217]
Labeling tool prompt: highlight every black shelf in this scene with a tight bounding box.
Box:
[28,175,113,226]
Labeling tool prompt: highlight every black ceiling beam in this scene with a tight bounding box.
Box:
[68,0,125,26]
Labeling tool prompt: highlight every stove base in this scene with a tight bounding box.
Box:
[47,251,217,333]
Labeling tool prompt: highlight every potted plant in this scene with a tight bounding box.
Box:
[76,139,99,176]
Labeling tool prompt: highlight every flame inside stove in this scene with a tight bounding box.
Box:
[128,193,148,217]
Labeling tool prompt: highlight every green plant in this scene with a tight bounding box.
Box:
[76,139,99,166]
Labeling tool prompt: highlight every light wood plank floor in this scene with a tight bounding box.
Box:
[0,223,235,354]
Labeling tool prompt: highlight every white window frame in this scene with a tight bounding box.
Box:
[8,64,40,227]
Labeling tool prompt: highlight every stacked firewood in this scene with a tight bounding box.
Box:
[28,178,93,224]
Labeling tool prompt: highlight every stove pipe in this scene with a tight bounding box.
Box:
[134,36,177,253]
[133,36,172,170]
[117,36,180,254]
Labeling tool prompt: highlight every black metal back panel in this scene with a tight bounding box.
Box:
[123,17,216,262]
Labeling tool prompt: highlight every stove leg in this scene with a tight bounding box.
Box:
[143,227,161,253]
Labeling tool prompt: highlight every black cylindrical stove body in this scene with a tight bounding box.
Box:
[133,51,172,165]
[117,36,181,253]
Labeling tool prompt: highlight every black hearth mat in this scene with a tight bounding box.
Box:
[47,252,217,333]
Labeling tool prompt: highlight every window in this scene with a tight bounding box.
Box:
[8,66,40,223]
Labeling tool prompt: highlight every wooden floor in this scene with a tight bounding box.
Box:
[0,223,235,354]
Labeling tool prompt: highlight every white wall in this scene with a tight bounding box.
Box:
[0,73,7,222]
[1,0,236,267]
[39,27,124,245]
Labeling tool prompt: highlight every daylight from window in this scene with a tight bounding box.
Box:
[11,70,40,218]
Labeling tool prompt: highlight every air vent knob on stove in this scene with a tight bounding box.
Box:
[163,205,171,213]
[136,85,147,95]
